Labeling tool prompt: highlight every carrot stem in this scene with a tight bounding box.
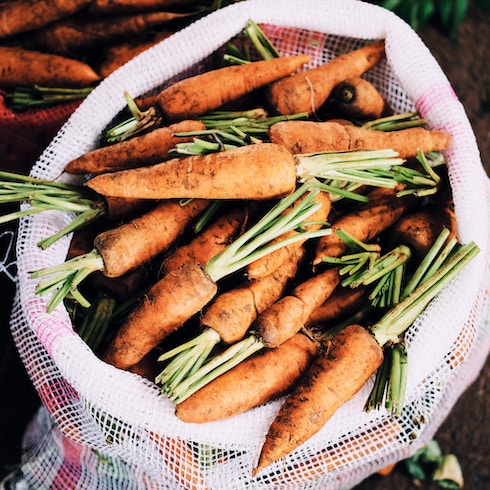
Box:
[361,112,426,131]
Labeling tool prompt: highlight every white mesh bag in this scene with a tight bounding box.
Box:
[10,0,490,488]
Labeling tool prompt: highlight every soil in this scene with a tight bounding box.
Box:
[0,2,489,488]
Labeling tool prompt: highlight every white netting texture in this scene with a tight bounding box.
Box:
[9,0,490,489]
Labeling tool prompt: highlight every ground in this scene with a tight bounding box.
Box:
[1,2,489,488]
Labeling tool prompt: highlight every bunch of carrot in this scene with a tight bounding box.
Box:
[15,18,479,483]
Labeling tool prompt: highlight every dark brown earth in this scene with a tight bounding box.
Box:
[1,2,489,488]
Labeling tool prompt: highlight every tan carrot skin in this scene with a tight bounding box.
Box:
[201,246,306,344]
[35,11,190,54]
[0,0,91,39]
[253,324,384,476]
[313,191,419,265]
[64,120,206,175]
[332,77,391,120]
[86,143,297,200]
[256,267,341,348]
[246,190,331,280]
[307,285,369,326]
[95,199,209,277]
[0,47,100,88]
[159,204,252,277]
[266,40,385,116]
[387,204,457,257]
[155,54,311,121]
[270,120,452,159]
[103,260,218,370]
[175,333,318,423]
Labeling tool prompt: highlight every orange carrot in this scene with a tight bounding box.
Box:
[93,199,209,278]
[306,285,369,326]
[266,40,385,116]
[200,246,306,345]
[253,324,384,476]
[331,77,391,120]
[0,0,91,39]
[85,143,297,200]
[269,120,452,159]
[175,332,318,423]
[0,47,100,88]
[246,190,331,280]
[154,54,310,121]
[64,120,206,175]
[102,259,218,369]
[313,190,419,265]
[387,204,457,257]
[159,203,252,276]
[34,11,192,54]
[254,267,341,348]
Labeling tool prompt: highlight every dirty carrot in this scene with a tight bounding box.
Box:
[0,47,100,88]
[313,190,418,265]
[175,332,318,423]
[101,181,330,370]
[253,324,384,476]
[154,54,310,121]
[30,199,209,311]
[266,40,385,116]
[0,0,91,39]
[34,10,192,54]
[85,143,297,200]
[254,266,341,348]
[159,203,252,276]
[64,120,206,175]
[246,190,331,280]
[387,203,457,257]
[90,0,194,14]
[269,120,452,159]
[330,76,391,120]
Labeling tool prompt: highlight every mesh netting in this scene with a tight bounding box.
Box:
[9,0,490,488]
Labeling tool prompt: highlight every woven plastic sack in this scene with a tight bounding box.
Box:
[9,0,490,488]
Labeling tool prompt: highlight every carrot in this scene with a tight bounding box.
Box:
[98,182,330,370]
[97,32,172,78]
[0,0,91,39]
[103,259,218,369]
[253,324,384,476]
[313,190,419,265]
[159,203,252,276]
[175,332,318,423]
[269,120,452,159]
[154,54,311,121]
[200,246,306,345]
[387,204,457,257]
[306,285,369,326]
[34,11,192,54]
[0,47,100,88]
[64,120,206,175]
[246,190,331,280]
[85,143,297,200]
[254,267,341,348]
[90,0,194,14]
[331,76,391,120]
[30,198,210,311]
[266,40,385,116]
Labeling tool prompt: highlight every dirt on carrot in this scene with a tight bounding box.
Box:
[90,0,194,15]
[266,40,385,116]
[269,120,452,159]
[175,332,319,423]
[102,259,218,369]
[64,119,206,175]
[253,324,384,476]
[154,54,311,121]
[0,47,100,88]
[85,143,297,200]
